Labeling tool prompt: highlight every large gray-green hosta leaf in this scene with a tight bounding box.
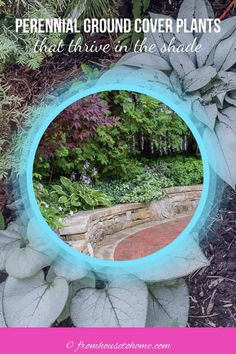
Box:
[178,0,214,30]
[203,118,236,189]
[193,100,217,130]
[218,108,236,135]
[148,13,195,62]
[202,72,236,103]
[184,66,217,92]
[5,246,51,279]
[169,52,195,78]
[0,283,6,327]
[146,279,189,327]
[213,30,236,71]
[226,92,236,107]
[3,271,69,327]
[197,18,236,67]
[70,275,148,327]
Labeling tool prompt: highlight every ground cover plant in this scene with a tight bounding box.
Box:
[33,90,203,228]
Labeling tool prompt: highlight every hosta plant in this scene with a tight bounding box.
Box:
[34,176,112,229]
[118,0,236,190]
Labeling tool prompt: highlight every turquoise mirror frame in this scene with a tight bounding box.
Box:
[15,67,219,280]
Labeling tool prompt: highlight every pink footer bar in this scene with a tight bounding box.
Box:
[0,328,235,354]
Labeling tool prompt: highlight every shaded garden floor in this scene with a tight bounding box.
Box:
[186,187,236,328]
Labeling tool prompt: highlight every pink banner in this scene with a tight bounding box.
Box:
[0,328,235,354]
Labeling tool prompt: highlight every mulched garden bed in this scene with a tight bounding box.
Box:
[186,187,236,327]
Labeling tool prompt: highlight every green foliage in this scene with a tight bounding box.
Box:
[96,156,203,204]
[34,175,112,228]
[97,171,173,204]
[34,174,64,230]
[53,176,112,211]
[146,157,204,187]
[0,212,5,230]
[51,91,192,183]
[0,82,25,180]
[117,0,150,48]
[0,1,66,70]
[67,0,120,19]
[166,157,203,186]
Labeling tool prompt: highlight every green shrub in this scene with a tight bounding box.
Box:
[168,158,203,186]
[34,91,194,184]
[146,156,203,186]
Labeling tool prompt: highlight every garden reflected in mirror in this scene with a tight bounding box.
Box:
[33,91,203,260]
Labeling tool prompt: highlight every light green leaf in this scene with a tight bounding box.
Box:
[5,246,51,278]
[142,0,150,13]
[59,196,68,204]
[184,66,217,92]
[60,176,73,191]
[3,271,69,327]
[0,283,7,327]
[70,275,148,327]
[132,0,142,18]
[0,212,5,230]
[197,17,236,67]
[146,279,189,327]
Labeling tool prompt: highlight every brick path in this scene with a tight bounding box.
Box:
[114,215,192,261]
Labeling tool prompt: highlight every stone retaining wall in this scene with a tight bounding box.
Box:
[59,185,202,255]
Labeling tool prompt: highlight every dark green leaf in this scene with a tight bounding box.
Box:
[0,212,5,230]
